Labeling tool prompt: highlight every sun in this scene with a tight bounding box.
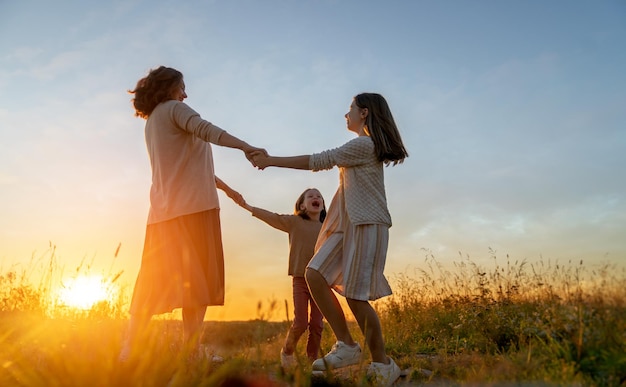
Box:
[57,275,118,310]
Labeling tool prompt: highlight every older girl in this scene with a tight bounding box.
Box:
[252,93,408,386]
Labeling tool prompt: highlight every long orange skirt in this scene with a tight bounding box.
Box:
[129,209,225,316]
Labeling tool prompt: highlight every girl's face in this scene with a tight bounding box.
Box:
[345,98,368,135]
[170,80,187,101]
[300,189,324,215]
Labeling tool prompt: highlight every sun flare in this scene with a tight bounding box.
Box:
[57,275,118,310]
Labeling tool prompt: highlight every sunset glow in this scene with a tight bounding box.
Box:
[1,1,624,321]
[57,275,118,310]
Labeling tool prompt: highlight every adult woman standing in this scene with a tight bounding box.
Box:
[120,66,264,361]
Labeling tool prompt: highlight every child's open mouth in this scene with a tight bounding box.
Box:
[312,200,320,208]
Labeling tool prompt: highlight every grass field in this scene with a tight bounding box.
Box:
[1,247,624,386]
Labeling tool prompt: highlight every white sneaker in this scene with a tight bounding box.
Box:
[280,349,296,369]
[201,345,224,363]
[311,341,361,371]
[367,357,401,386]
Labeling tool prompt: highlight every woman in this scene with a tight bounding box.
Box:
[120,66,265,361]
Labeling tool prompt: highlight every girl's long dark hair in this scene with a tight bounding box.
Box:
[355,93,408,166]
[129,66,183,119]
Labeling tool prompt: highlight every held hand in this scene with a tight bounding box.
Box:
[227,190,246,207]
[251,152,271,170]
[243,146,268,168]
[220,184,246,207]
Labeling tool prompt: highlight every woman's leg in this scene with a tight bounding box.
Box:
[346,298,388,364]
[127,312,151,341]
[182,306,207,348]
[305,268,355,346]
[119,311,151,360]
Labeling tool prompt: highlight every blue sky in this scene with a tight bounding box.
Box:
[1,1,625,320]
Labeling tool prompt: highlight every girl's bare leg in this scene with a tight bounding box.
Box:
[346,298,388,364]
[305,268,356,346]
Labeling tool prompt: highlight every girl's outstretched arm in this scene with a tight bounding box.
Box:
[252,153,311,170]
[215,177,290,231]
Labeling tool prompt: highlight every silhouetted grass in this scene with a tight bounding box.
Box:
[1,245,624,386]
[379,249,626,386]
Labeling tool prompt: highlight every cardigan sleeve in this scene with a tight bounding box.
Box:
[309,136,375,171]
[171,102,225,143]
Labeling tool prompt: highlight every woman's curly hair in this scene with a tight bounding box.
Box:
[129,66,183,119]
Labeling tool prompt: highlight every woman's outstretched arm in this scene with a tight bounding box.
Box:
[216,132,267,167]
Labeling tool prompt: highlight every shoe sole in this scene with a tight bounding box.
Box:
[311,363,365,379]
[312,355,361,371]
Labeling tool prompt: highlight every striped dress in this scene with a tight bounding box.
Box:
[306,135,393,301]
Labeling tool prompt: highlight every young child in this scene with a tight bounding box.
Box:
[227,187,327,368]
[252,93,408,386]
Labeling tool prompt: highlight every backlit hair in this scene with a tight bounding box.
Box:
[129,66,183,119]
[354,93,408,166]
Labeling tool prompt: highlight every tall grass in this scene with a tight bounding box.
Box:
[1,245,625,386]
[378,249,626,386]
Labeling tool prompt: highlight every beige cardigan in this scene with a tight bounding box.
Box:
[310,136,392,226]
[145,100,226,224]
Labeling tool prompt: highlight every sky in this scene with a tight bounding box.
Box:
[1,0,625,321]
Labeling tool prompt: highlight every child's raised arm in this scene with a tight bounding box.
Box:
[215,177,296,234]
